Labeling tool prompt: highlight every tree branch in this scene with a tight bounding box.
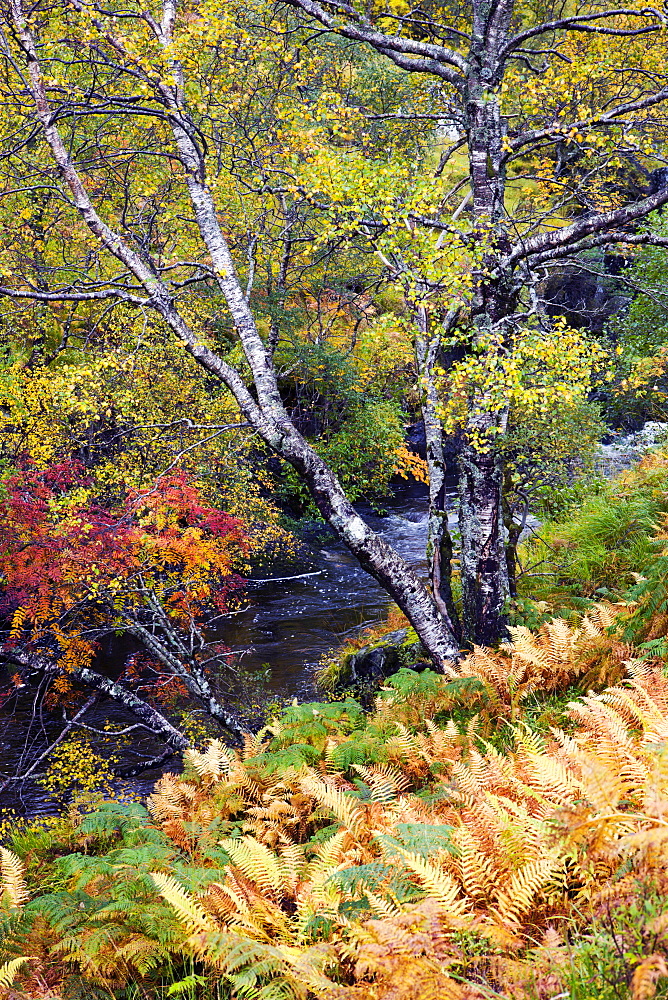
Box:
[283,0,467,84]
[508,186,668,266]
[0,694,97,793]
[501,7,664,58]
[0,285,149,304]
[2,646,191,753]
[508,85,668,156]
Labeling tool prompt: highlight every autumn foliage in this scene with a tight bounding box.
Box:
[0,460,248,674]
[4,615,668,998]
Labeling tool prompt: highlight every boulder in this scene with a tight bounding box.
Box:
[405,421,462,474]
[341,628,427,702]
[539,259,630,334]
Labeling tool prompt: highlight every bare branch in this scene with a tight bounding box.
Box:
[508,85,668,156]
[0,694,97,792]
[508,186,668,266]
[0,285,149,304]
[283,0,467,85]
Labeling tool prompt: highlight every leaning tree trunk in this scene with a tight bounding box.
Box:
[277,427,462,671]
[10,0,462,674]
[4,648,191,754]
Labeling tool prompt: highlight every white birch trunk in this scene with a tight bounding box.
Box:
[9,0,461,671]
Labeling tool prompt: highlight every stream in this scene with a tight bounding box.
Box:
[4,421,664,817]
[230,480,439,701]
[0,481,443,816]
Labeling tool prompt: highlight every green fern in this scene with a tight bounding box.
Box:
[329,862,396,893]
[390,823,458,859]
[246,744,321,772]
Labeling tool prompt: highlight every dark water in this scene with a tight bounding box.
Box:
[228,482,444,700]
[0,482,448,816]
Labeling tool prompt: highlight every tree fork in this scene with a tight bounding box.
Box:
[8,0,462,674]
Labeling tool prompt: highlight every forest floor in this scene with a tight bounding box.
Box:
[4,449,668,998]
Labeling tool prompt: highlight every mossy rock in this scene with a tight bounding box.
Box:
[320,628,428,700]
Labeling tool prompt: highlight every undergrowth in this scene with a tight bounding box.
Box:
[7,456,668,997]
[518,450,668,610]
[3,604,668,998]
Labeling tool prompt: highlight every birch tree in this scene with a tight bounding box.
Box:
[281,0,668,644]
[1,0,668,662]
[0,0,462,670]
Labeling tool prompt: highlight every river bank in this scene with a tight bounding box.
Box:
[2,423,666,817]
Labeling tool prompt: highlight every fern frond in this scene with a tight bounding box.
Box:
[242,732,270,759]
[390,847,469,920]
[0,848,29,907]
[453,830,497,901]
[313,829,349,867]
[363,886,402,918]
[184,740,235,781]
[631,954,668,1000]
[544,617,579,664]
[150,872,217,932]
[352,767,398,803]
[493,857,559,925]
[354,763,411,798]
[520,748,580,806]
[148,773,188,820]
[279,843,305,893]
[0,957,33,988]
[586,602,620,632]
[383,725,421,759]
[218,836,290,897]
[300,776,364,836]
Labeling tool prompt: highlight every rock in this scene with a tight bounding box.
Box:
[340,628,426,703]
[648,167,668,196]
[636,421,668,448]
[406,422,427,459]
[540,258,630,334]
[405,422,462,473]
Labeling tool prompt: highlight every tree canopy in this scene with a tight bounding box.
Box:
[1,0,668,789]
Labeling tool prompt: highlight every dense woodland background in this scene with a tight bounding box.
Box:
[3,0,668,994]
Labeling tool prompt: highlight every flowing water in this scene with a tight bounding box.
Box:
[227,481,441,701]
[0,481,446,816]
